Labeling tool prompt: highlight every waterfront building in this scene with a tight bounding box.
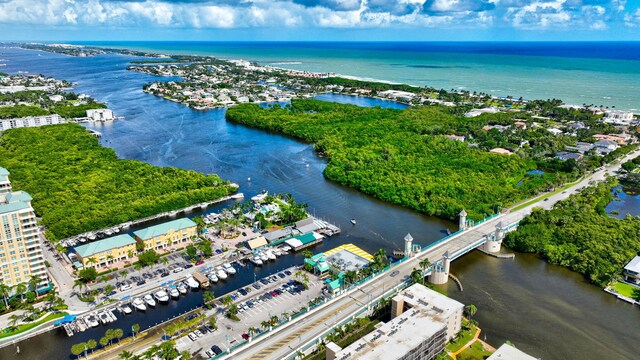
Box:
[133,218,197,251]
[0,168,48,290]
[73,234,137,269]
[86,108,114,121]
[327,284,463,360]
[622,256,640,285]
[603,110,634,126]
[305,243,373,275]
[0,114,64,132]
[283,231,324,251]
[487,343,539,360]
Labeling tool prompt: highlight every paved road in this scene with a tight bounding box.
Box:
[227,149,640,360]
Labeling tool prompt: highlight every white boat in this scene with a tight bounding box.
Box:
[177,284,187,295]
[216,267,228,280]
[259,252,269,262]
[230,193,245,199]
[351,219,356,225]
[113,227,120,233]
[121,304,132,314]
[105,229,113,236]
[154,290,170,303]
[169,288,180,299]
[186,276,199,289]
[143,294,156,307]
[85,315,99,327]
[98,311,110,325]
[223,263,236,275]
[281,245,292,252]
[251,191,268,202]
[132,298,147,311]
[78,237,87,243]
[251,256,263,266]
[265,251,276,260]
[88,234,96,241]
[207,273,219,283]
[108,309,118,322]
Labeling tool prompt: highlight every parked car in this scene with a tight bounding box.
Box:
[173,266,184,273]
[238,288,247,296]
[136,280,146,286]
[211,345,223,355]
[390,270,400,277]
[184,263,193,269]
[284,270,292,276]
[241,333,250,340]
[196,260,205,265]
[277,272,286,279]
[188,332,197,341]
[252,283,261,290]
[194,330,203,337]
[259,279,269,285]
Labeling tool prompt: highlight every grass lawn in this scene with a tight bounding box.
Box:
[611,281,640,299]
[0,312,67,339]
[446,323,477,353]
[457,341,493,360]
[511,181,576,212]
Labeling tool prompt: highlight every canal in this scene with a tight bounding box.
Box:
[0,46,638,360]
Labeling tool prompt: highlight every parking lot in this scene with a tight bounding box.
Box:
[174,270,326,358]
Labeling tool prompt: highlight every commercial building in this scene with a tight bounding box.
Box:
[73,234,137,269]
[133,218,197,251]
[0,114,64,132]
[0,168,48,290]
[327,284,464,360]
[487,343,539,360]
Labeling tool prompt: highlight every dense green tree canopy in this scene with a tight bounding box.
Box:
[504,182,640,287]
[226,99,571,221]
[0,124,235,240]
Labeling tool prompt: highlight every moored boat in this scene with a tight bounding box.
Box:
[169,288,180,299]
[154,290,170,303]
[143,294,156,307]
[177,284,187,295]
[250,256,263,266]
[216,267,228,280]
[121,304,132,314]
[186,276,199,289]
[207,272,219,283]
[223,263,236,275]
[132,298,147,311]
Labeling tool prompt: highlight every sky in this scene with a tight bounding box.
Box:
[0,0,639,41]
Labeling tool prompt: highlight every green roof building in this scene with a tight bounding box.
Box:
[133,218,197,250]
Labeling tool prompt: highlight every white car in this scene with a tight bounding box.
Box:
[205,350,215,358]
[173,266,184,273]
[188,332,197,341]
[119,284,132,291]
[194,330,203,337]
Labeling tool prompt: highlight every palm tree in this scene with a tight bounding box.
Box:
[465,304,477,322]
[161,257,169,266]
[114,328,124,343]
[221,295,233,308]
[105,328,115,345]
[247,326,258,338]
[270,315,279,326]
[419,258,431,271]
[261,320,271,330]
[132,323,140,338]
[127,250,134,259]
[28,276,40,295]
[0,282,11,309]
[87,257,98,268]
[14,282,27,300]
[203,290,216,305]
[280,312,290,322]
[301,249,313,259]
[86,339,97,354]
[8,313,21,327]
[119,350,134,360]
[375,248,387,263]
[410,268,424,285]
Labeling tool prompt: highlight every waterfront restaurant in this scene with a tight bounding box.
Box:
[73,234,137,269]
[133,218,197,251]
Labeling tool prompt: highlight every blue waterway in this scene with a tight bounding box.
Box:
[74,41,640,111]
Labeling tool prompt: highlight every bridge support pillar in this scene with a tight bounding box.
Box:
[429,252,451,285]
[404,233,414,258]
[483,222,503,253]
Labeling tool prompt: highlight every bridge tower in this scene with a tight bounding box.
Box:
[404,233,414,258]
[483,221,503,253]
[429,251,451,284]
[459,209,468,231]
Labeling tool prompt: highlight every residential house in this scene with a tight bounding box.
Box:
[623,256,640,285]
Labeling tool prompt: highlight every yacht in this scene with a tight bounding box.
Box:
[132,298,147,311]
[351,219,356,225]
[273,249,282,257]
[259,252,269,262]
[177,284,187,295]
[143,294,156,307]
[251,191,268,202]
[154,290,170,303]
[98,311,110,325]
[207,272,219,283]
[87,233,96,241]
[120,304,132,315]
[169,288,180,299]
[216,267,228,280]
[85,315,99,327]
[250,256,263,266]
[281,244,292,252]
[223,263,236,275]
[265,250,276,260]
[186,276,199,290]
[230,193,245,199]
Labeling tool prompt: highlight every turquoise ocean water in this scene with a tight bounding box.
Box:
[76,41,640,111]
